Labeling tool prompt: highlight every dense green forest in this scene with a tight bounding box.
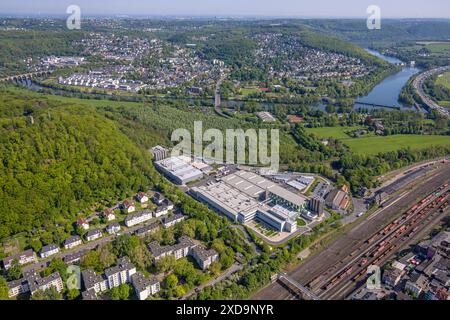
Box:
[0,90,154,239]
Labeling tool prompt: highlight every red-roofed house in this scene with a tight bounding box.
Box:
[136,192,149,204]
[121,200,136,213]
[102,208,116,222]
[288,115,304,123]
[77,218,89,231]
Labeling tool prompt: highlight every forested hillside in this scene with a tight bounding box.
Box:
[303,19,450,47]
[0,91,154,239]
[0,30,84,77]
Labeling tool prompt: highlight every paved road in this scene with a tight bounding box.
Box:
[412,66,450,118]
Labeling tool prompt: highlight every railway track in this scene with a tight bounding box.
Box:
[310,184,450,300]
[252,166,450,300]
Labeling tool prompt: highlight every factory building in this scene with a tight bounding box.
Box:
[309,197,325,216]
[155,156,204,185]
[191,170,308,233]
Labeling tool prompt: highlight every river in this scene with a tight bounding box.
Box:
[354,49,421,111]
[18,49,421,114]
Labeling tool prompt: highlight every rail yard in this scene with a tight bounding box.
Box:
[253,162,450,300]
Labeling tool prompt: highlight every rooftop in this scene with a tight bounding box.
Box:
[131,272,158,292]
[192,182,260,218]
[82,269,106,290]
[86,228,102,237]
[104,256,135,277]
[191,246,218,262]
[41,244,59,253]
[148,236,195,258]
[155,156,203,182]
[162,213,185,225]
[27,272,62,293]
[135,221,160,236]
[2,249,35,265]
[63,235,82,246]
[124,210,153,224]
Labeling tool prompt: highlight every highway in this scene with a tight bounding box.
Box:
[253,162,450,300]
[412,66,450,118]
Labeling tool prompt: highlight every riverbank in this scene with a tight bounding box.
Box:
[10,48,420,115]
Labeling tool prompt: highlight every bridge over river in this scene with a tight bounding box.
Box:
[354,101,401,110]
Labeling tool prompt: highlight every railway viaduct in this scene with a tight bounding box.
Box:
[0,70,52,83]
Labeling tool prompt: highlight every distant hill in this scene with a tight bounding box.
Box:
[301,19,450,47]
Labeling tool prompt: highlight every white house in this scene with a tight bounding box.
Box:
[86,229,102,242]
[2,249,37,270]
[102,208,116,222]
[190,246,219,270]
[63,236,82,250]
[106,222,121,235]
[40,244,60,259]
[161,214,185,229]
[104,257,136,289]
[121,200,136,213]
[152,192,165,205]
[124,210,153,228]
[136,192,149,204]
[77,218,90,231]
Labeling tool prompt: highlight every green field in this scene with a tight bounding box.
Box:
[239,87,261,96]
[416,42,450,55]
[306,126,365,139]
[426,43,450,54]
[435,72,450,108]
[343,135,450,155]
[439,101,450,107]
[436,72,450,90]
[307,125,450,155]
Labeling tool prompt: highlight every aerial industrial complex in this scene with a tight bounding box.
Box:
[190,170,323,236]
[154,155,213,185]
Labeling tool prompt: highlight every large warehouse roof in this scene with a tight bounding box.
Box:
[192,182,260,218]
[267,185,308,208]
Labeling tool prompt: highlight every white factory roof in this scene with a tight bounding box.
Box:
[287,180,308,191]
[193,182,260,217]
[267,185,308,208]
[220,170,308,208]
[156,156,203,181]
[269,205,299,220]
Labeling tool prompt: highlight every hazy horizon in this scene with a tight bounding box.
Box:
[1,0,449,19]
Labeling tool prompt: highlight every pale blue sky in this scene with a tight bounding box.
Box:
[1,0,449,18]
